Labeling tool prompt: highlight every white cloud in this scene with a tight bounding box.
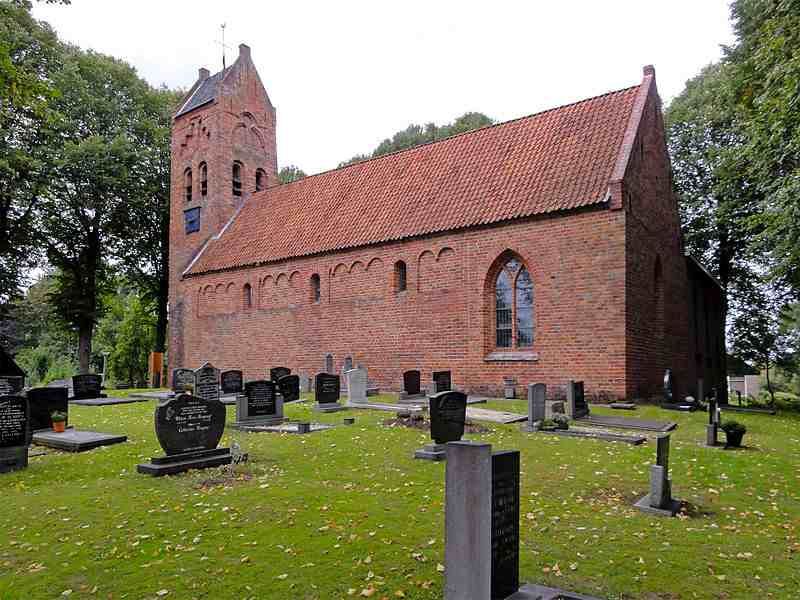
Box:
[33,0,734,174]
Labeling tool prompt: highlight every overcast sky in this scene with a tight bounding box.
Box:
[33,1,735,175]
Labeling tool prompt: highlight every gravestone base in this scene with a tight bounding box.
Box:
[0,446,28,473]
[32,429,127,452]
[633,494,682,517]
[660,402,698,412]
[313,402,345,413]
[414,443,447,461]
[137,448,232,477]
[706,424,718,447]
[232,416,286,430]
[398,391,427,404]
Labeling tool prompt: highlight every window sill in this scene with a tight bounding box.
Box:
[484,351,539,363]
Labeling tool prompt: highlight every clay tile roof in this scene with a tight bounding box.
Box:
[187,83,640,276]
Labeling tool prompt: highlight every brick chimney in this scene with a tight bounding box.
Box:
[643,65,655,77]
[239,43,251,61]
[198,67,210,81]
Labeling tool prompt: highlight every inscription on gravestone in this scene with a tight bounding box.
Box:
[403,370,421,396]
[0,396,29,448]
[315,373,340,404]
[172,368,195,392]
[72,374,103,400]
[220,370,243,394]
[26,387,68,431]
[277,374,300,402]
[429,391,467,444]
[433,371,452,393]
[245,380,276,417]
[270,367,291,383]
[194,363,220,402]
[155,393,225,455]
[491,450,520,599]
[656,434,670,469]
[0,377,23,396]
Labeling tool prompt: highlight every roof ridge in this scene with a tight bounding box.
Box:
[269,83,640,192]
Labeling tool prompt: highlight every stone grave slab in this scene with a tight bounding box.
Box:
[0,395,30,472]
[130,391,172,401]
[234,421,334,434]
[610,402,637,410]
[507,585,602,600]
[720,404,776,415]
[33,429,127,452]
[137,393,230,476]
[576,414,676,432]
[71,396,149,407]
[466,407,527,425]
[345,401,425,414]
[535,428,646,445]
[313,373,345,413]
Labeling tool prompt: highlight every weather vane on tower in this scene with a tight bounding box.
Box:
[217,23,231,69]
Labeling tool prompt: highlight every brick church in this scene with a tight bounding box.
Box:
[168,43,726,402]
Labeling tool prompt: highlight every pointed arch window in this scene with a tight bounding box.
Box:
[495,258,534,348]
[232,161,243,196]
[199,162,208,197]
[184,168,192,202]
[310,274,321,303]
[255,168,267,192]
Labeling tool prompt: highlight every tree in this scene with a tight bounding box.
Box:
[339,112,494,167]
[0,0,63,302]
[277,165,306,184]
[39,47,154,373]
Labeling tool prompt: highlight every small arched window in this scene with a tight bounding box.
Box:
[255,168,267,192]
[394,260,407,293]
[243,283,252,310]
[199,162,208,197]
[184,168,192,202]
[232,162,243,196]
[310,274,321,303]
[495,257,534,348]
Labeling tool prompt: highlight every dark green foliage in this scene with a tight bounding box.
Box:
[277,165,306,184]
[721,420,747,436]
[338,112,494,167]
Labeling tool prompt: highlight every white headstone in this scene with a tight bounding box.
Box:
[346,366,368,404]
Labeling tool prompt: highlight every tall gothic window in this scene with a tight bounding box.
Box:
[232,161,243,196]
[199,162,208,197]
[184,168,192,202]
[495,257,534,348]
[255,168,267,191]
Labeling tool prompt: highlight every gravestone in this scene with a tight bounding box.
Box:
[415,390,467,461]
[343,356,353,372]
[137,393,231,476]
[0,376,23,396]
[194,363,220,402]
[0,395,30,473]
[663,369,674,404]
[346,366,368,404]
[503,377,517,400]
[567,380,589,419]
[270,367,291,383]
[0,347,25,389]
[635,434,681,516]
[71,374,105,400]
[172,368,195,393]
[491,451,520,598]
[233,380,284,428]
[433,371,452,393]
[278,374,301,402]
[324,354,334,374]
[706,396,720,446]
[313,373,344,413]
[399,370,425,403]
[220,370,244,395]
[524,383,546,431]
[26,386,69,431]
[299,373,312,393]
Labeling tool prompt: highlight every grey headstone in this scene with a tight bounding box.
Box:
[346,366,368,404]
[343,356,353,372]
[656,434,670,470]
[706,423,718,447]
[649,465,671,509]
[324,354,333,374]
[527,383,546,425]
[194,363,220,402]
[299,373,311,393]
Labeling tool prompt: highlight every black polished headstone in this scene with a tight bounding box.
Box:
[429,390,467,444]
[270,367,291,383]
[403,370,421,395]
[26,387,68,431]
[570,380,588,418]
[277,374,300,402]
[656,434,670,470]
[0,396,29,448]
[315,373,340,404]
[154,393,226,455]
[663,369,674,403]
[491,450,520,599]
[433,371,452,393]
[0,376,24,396]
[0,347,25,379]
[220,370,244,394]
[194,363,220,402]
[244,380,277,417]
[72,374,103,400]
[172,368,195,392]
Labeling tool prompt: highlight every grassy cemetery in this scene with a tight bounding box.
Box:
[1,383,798,599]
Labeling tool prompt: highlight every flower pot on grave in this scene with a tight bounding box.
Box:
[53,421,66,433]
[724,430,745,448]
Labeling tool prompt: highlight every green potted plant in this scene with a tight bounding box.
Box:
[539,418,557,431]
[51,411,67,433]
[721,420,746,448]
[552,414,570,430]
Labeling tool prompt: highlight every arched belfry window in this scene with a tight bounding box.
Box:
[310,274,321,303]
[255,168,267,192]
[394,260,407,293]
[495,257,534,348]
[232,162,243,197]
[184,168,192,202]
[199,162,208,197]
[243,283,252,310]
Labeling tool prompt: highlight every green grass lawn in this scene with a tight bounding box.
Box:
[1,393,798,599]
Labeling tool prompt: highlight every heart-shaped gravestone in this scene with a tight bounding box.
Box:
[155,393,226,455]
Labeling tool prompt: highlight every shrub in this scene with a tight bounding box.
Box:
[552,414,570,430]
[721,421,746,436]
